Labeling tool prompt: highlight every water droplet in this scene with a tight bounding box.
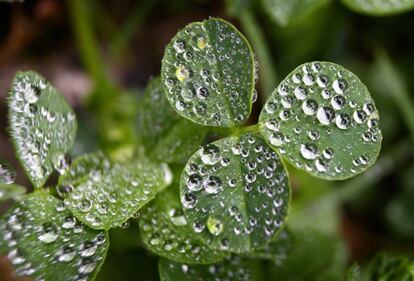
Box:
[331,95,346,110]
[294,86,307,100]
[176,65,190,81]
[316,106,335,125]
[201,144,220,165]
[300,143,318,160]
[302,99,318,115]
[207,216,223,236]
[335,113,351,130]
[204,176,222,194]
[0,164,16,184]
[187,174,203,191]
[353,110,367,124]
[333,78,347,94]
[38,222,59,244]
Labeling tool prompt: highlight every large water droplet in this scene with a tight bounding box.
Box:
[207,216,223,236]
[300,143,318,160]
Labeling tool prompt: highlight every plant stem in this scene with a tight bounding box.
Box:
[374,49,414,144]
[109,0,157,59]
[239,10,278,102]
[67,0,111,94]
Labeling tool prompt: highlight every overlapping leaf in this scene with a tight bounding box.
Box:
[8,71,77,188]
[161,18,255,127]
[0,192,109,281]
[180,132,290,253]
[341,0,414,16]
[136,77,207,163]
[159,256,262,281]
[262,0,330,26]
[59,152,172,230]
[140,185,225,264]
[259,62,382,180]
[0,163,25,202]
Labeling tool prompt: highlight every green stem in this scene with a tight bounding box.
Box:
[239,10,278,102]
[67,0,110,92]
[109,0,157,59]
[375,49,414,144]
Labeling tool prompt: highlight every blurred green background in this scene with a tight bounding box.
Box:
[0,0,414,280]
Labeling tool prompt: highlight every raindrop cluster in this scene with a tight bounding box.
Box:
[139,190,225,264]
[159,256,255,281]
[8,72,77,187]
[181,132,290,253]
[161,18,255,127]
[0,193,108,281]
[60,152,172,230]
[260,62,382,179]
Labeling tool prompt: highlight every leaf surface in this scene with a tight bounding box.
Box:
[262,0,330,26]
[259,62,382,180]
[8,71,77,188]
[136,77,207,163]
[60,152,172,230]
[140,185,225,264]
[161,18,255,128]
[341,0,414,15]
[0,192,109,281]
[181,132,290,253]
[159,257,262,281]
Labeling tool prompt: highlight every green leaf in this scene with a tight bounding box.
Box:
[180,132,290,254]
[367,253,414,280]
[225,0,252,15]
[248,229,291,265]
[137,77,207,163]
[0,163,25,202]
[159,256,262,281]
[0,183,26,202]
[341,0,414,16]
[262,0,330,26]
[8,71,77,188]
[268,227,347,280]
[60,152,172,230]
[346,264,362,281]
[0,192,109,281]
[259,62,382,180]
[140,184,226,264]
[161,18,255,128]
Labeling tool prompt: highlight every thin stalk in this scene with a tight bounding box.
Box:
[109,0,157,59]
[375,49,414,144]
[67,0,110,93]
[239,10,278,102]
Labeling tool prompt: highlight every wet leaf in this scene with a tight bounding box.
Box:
[341,0,414,16]
[259,62,382,180]
[0,183,26,202]
[0,192,109,281]
[8,71,77,188]
[367,253,414,280]
[139,185,225,264]
[60,152,172,230]
[262,0,330,26]
[0,163,25,202]
[346,264,362,281]
[161,18,255,128]
[159,256,262,281]
[137,77,207,163]
[180,132,290,254]
[248,229,291,265]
